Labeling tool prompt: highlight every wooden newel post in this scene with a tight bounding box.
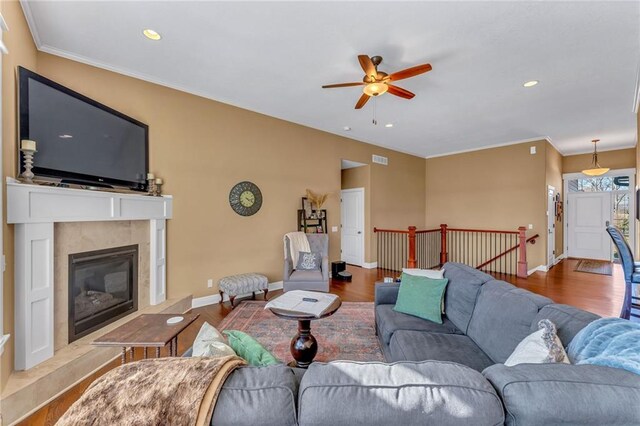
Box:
[407,226,417,268]
[439,224,448,266]
[517,226,528,278]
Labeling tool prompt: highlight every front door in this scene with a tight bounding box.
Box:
[568,192,612,260]
[340,188,364,266]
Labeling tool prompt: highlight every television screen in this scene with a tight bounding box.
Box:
[19,67,148,191]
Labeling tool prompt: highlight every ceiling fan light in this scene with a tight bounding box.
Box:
[363,83,388,97]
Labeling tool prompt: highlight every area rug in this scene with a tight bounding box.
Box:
[218,301,384,363]
[575,259,613,276]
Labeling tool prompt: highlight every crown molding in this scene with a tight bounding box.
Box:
[19,0,42,48]
[562,143,637,157]
[424,136,555,159]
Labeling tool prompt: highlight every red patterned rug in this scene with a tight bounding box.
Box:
[218,301,384,363]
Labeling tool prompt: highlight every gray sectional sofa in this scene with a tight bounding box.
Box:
[208,262,640,425]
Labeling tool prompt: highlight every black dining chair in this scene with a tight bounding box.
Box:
[606,226,640,319]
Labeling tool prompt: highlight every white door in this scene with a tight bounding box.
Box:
[547,187,556,268]
[341,188,364,266]
[568,192,612,260]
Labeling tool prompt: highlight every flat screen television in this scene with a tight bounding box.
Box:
[18,67,148,191]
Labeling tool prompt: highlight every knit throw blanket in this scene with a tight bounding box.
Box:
[56,355,246,426]
[567,317,640,375]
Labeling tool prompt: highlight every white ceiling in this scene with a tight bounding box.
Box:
[21,1,640,157]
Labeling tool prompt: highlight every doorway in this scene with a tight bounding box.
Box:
[340,160,368,267]
[547,186,556,268]
[341,188,365,266]
[564,169,635,261]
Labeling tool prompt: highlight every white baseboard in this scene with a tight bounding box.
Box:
[362,262,378,269]
[191,281,283,309]
[554,253,566,264]
[527,265,548,275]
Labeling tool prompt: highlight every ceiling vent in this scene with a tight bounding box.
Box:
[372,155,388,165]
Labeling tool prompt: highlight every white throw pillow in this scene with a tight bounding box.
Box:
[505,319,570,366]
[402,268,445,279]
[192,322,236,357]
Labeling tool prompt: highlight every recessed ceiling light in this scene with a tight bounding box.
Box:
[58,134,73,139]
[385,123,393,128]
[143,29,161,41]
[343,126,351,131]
[523,80,539,88]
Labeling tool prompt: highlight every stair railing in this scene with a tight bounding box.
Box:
[374,224,540,278]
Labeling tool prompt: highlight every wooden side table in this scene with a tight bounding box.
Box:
[268,296,341,368]
[93,313,199,364]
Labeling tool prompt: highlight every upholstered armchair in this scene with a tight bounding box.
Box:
[283,234,329,292]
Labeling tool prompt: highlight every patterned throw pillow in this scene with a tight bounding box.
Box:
[504,319,570,366]
[192,322,236,358]
[296,251,321,270]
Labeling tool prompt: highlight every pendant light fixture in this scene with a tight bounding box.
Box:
[582,139,609,176]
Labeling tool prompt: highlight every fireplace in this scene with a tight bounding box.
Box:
[68,245,138,342]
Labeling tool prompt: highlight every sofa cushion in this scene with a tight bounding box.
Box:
[212,365,299,426]
[388,330,494,372]
[289,270,323,282]
[442,263,494,333]
[467,280,552,363]
[484,363,640,426]
[298,360,504,426]
[376,304,462,345]
[531,303,599,346]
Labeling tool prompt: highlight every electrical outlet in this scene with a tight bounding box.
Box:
[331,226,338,232]
[207,278,213,288]
[528,224,533,229]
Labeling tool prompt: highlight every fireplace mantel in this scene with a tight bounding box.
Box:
[6,178,173,370]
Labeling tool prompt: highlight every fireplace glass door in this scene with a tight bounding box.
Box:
[68,245,138,342]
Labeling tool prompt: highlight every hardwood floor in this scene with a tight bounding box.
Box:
[17,258,624,425]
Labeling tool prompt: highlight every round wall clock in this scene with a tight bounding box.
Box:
[229,181,263,216]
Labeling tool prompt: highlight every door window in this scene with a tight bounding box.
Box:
[568,176,629,192]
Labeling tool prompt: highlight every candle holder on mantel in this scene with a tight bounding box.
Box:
[20,148,37,183]
[154,179,163,197]
[147,178,156,196]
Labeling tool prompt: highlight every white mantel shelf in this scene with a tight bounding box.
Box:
[7,178,173,370]
[7,179,172,224]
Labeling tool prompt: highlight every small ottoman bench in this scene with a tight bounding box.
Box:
[219,273,269,308]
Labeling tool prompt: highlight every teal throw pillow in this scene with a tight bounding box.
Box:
[393,273,448,324]
[223,330,280,366]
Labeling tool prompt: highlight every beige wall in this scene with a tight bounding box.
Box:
[35,52,426,293]
[545,142,564,258]
[1,3,426,387]
[425,141,549,269]
[341,165,372,263]
[563,148,636,174]
[1,0,38,391]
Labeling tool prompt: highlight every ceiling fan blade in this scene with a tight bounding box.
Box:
[387,84,415,99]
[355,93,370,109]
[322,82,365,89]
[358,55,377,79]
[388,63,432,82]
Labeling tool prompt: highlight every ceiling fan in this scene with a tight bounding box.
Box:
[322,55,432,109]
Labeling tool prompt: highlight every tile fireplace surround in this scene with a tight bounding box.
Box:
[6,179,173,370]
